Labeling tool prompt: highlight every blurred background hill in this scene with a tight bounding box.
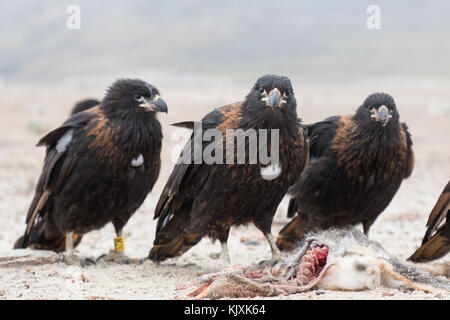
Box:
[1,0,450,88]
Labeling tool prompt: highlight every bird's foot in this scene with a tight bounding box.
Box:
[59,253,96,267]
[210,242,231,264]
[263,233,282,267]
[209,252,221,260]
[257,259,279,269]
[209,252,231,268]
[271,252,282,267]
[257,253,281,270]
[96,251,144,265]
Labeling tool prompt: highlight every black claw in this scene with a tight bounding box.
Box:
[80,257,96,267]
[182,263,197,267]
[96,254,106,262]
[257,259,271,267]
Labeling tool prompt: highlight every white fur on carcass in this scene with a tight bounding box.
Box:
[278,227,449,293]
[187,228,450,299]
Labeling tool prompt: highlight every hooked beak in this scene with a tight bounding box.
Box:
[140,96,168,113]
[269,89,281,108]
[377,105,389,126]
[262,88,284,109]
[370,105,390,126]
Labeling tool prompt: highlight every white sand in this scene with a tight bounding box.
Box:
[0,82,449,300]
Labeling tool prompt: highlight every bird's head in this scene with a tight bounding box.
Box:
[356,92,398,126]
[245,74,297,115]
[102,79,168,114]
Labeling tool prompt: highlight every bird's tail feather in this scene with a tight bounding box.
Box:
[408,228,450,263]
[14,218,82,252]
[149,232,201,262]
[276,216,312,252]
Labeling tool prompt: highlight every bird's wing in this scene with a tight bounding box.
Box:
[423,181,450,243]
[36,110,96,148]
[171,121,196,130]
[408,181,449,262]
[306,116,341,158]
[285,124,309,219]
[401,123,414,178]
[21,109,98,246]
[286,117,338,218]
[299,123,310,175]
[408,224,450,263]
[154,102,243,227]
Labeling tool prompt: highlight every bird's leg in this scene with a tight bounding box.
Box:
[265,233,282,265]
[61,231,95,266]
[96,228,143,265]
[254,219,281,267]
[65,231,74,256]
[362,217,377,237]
[97,228,126,264]
[209,229,231,265]
[363,226,370,237]
[114,229,125,255]
[220,241,231,264]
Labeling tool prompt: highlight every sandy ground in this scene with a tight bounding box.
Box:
[0,80,449,300]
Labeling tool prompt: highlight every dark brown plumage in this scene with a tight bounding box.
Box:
[408,180,450,263]
[71,98,100,115]
[149,74,309,263]
[14,79,167,261]
[277,93,414,251]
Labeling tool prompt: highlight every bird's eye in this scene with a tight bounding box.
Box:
[258,87,265,94]
[134,94,142,101]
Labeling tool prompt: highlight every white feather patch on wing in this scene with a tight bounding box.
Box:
[162,212,174,229]
[55,129,74,153]
[131,154,144,167]
[260,163,282,180]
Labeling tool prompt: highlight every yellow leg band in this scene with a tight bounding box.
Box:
[114,236,125,252]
